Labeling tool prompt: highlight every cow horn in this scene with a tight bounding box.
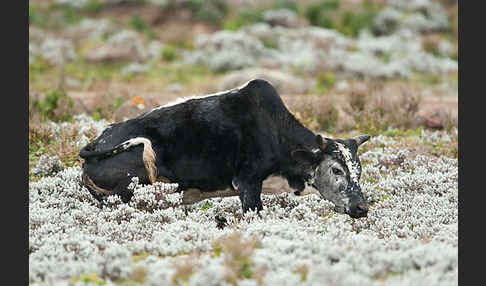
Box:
[354,134,371,146]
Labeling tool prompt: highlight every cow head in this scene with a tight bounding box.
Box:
[292,134,371,218]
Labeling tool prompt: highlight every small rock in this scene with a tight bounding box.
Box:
[121,63,150,76]
[67,18,116,41]
[167,83,184,94]
[85,30,147,63]
[146,41,164,62]
[263,9,300,28]
[65,77,83,89]
[184,30,270,72]
[372,0,449,35]
[39,39,77,66]
[422,108,451,129]
[335,80,350,91]
[85,44,135,63]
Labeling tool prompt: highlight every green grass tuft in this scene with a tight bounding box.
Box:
[162,45,178,62]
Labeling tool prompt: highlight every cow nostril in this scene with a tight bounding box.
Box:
[356,203,368,213]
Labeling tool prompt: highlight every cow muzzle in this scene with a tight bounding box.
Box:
[347,201,369,218]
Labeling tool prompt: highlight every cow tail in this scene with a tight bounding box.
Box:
[79,143,128,159]
[140,139,158,184]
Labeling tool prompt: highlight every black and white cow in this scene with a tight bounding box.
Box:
[80,79,370,218]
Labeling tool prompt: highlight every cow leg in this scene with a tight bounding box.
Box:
[287,176,306,196]
[235,178,263,213]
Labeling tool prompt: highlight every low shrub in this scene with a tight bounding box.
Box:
[271,0,299,12]
[305,0,340,29]
[29,58,50,82]
[337,7,380,37]
[224,0,298,30]
[316,71,337,92]
[29,114,99,177]
[212,232,260,284]
[90,94,126,122]
[29,4,45,27]
[162,45,178,62]
[70,273,106,286]
[305,0,382,37]
[345,84,422,135]
[82,0,104,14]
[130,14,157,40]
[171,257,197,285]
[32,88,74,122]
[287,95,340,133]
[194,0,228,26]
[130,14,149,32]
[224,7,264,30]
[159,0,228,26]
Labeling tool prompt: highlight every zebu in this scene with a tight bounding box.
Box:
[80,79,370,218]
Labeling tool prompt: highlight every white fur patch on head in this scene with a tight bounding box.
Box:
[335,142,360,185]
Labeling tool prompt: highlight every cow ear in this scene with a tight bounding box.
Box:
[354,134,371,146]
[291,149,316,165]
[316,134,328,150]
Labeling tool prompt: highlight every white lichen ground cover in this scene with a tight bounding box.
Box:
[29,116,457,286]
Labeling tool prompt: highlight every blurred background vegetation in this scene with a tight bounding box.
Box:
[29,0,458,136]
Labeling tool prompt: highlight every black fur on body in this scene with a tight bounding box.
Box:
[80,79,326,212]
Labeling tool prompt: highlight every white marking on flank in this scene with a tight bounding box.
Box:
[122,137,153,149]
[119,137,158,184]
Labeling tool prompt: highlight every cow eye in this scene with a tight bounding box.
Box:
[332,167,343,175]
